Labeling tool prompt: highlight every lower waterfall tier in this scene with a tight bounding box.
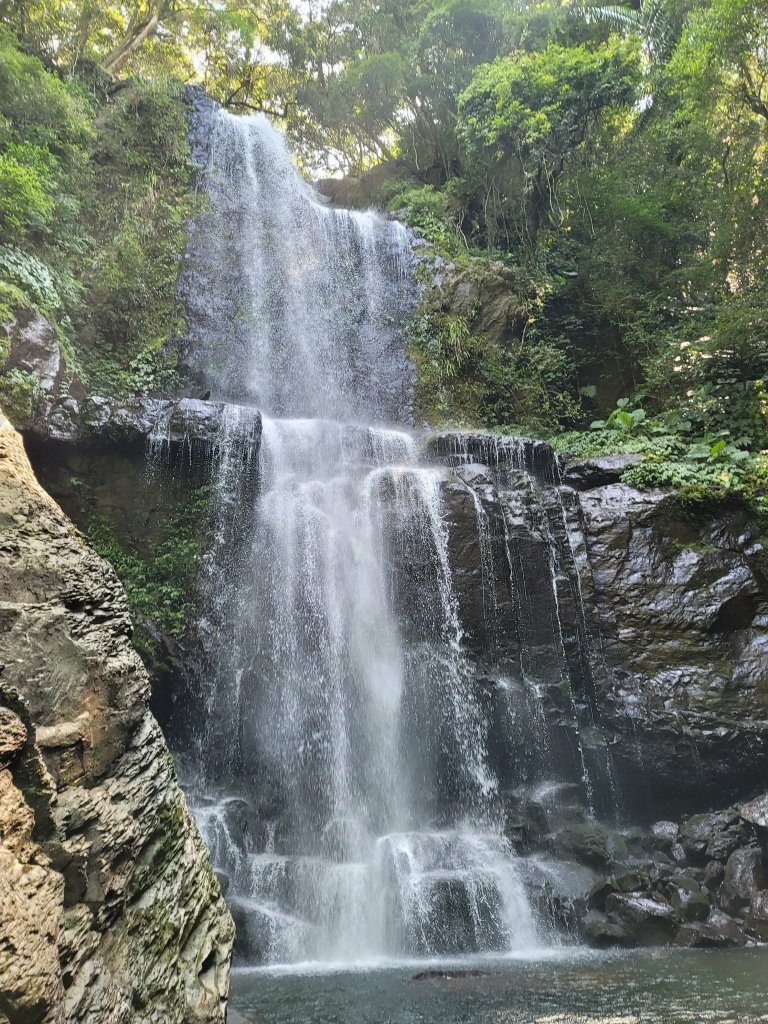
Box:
[182,415,622,966]
[15,371,768,960]
[196,800,548,963]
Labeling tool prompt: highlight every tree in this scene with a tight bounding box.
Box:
[457,39,641,255]
[574,0,696,64]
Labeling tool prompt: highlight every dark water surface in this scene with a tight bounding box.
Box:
[230,948,768,1024]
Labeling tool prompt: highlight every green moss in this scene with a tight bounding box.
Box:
[0,368,36,425]
[87,486,210,660]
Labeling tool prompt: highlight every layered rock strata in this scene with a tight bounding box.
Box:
[0,410,234,1024]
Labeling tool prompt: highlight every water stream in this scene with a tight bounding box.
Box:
[180,106,607,967]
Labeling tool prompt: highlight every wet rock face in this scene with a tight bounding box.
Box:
[30,393,261,457]
[431,436,768,806]
[425,261,531,349]
[2,309,65,395]
[0,413,233,1024]
[575,484,768,802]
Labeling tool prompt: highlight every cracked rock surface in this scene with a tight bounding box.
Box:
[0,410,233,1024]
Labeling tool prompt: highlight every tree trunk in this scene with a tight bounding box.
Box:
[103,2,167,74]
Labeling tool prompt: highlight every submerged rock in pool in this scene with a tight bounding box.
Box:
[412,969,491,981]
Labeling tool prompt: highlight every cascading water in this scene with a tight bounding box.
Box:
[183,107,414,422]
[177,104,606,967]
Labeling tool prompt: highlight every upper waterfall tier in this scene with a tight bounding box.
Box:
[181,103,416,423]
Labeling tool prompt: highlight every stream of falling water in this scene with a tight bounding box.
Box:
[182,105,550,965]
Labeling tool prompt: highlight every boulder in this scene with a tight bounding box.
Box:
[556,824,616,869]
[559,454,644,491]
[650,820,678,849]
[582,909,631,947]
[744,891,768,941]
[426,260,530,349]
[680,809,741,860]
[703,860,725,890]
[664,878,710,922]
[604,892,679,945]
[721,846,767,913]
[670,843,687,865]
[740,792,768,831]
[674,910,747,948]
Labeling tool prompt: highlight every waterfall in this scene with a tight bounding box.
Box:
[179,106,600,966]
[182,109,414,422]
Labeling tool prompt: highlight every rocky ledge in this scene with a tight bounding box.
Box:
[572,794,768,949]
[0,410,234,1024]
[3,309,262,458]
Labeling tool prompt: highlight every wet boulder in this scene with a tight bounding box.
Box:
[587,870,651,913]
[411,877,504,955]
[744,891,768,941]
[680,809,743,861]
[650,820,678,849]
[582,909,631,947]
[704,860,725,890]
[674,910,747,948]
[721,846,767,913]
[663,877,710,922]
[556,823,622,869]
[740,792,768,832]
[220,798,265,853]
[559,454,644,491]
[604,892,679,945]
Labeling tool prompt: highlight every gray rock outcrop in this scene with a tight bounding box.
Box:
[574,483,768,798]
[0,410,234,1024]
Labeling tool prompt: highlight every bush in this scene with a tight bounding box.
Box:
[87,486,210,659]
[386,183,467,256]
[409,307,577,430]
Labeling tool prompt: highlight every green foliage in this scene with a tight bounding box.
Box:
[575,0,694,64]
[590,397,647,431]
[0,282,27,354]
[0,146,56,238]
[385,183,467,256]
[0,29,91,244]
[72,76,193,396]
[0,247,60,312]
[0,368,37,425]
[409,306,578,430]
[0,32,192,397]
[555,385,768,511]
[457,39,641,255]
[87,487,210,659]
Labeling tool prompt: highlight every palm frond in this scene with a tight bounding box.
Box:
[572,0,690,66]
